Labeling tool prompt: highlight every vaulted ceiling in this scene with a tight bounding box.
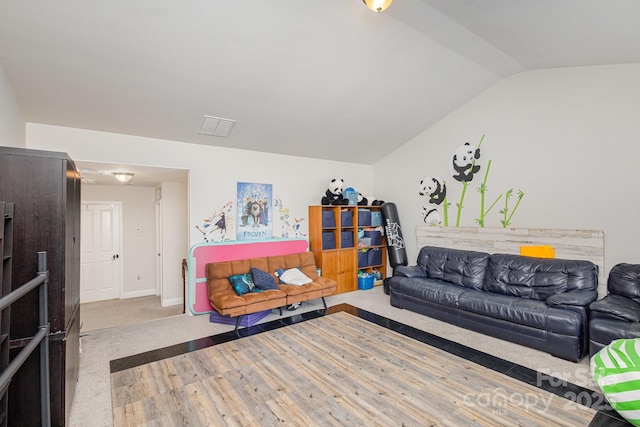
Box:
[1,0,639,165]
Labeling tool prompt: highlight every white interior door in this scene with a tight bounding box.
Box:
[80,202,122,303]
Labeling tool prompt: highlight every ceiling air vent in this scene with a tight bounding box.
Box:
[198,115,236,138]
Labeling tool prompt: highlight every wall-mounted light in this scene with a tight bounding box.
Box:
[363,0,392,13]
[113,172,134,183]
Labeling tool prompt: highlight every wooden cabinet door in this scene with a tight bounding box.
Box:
[314,250,357,294]
[340,249,357,293]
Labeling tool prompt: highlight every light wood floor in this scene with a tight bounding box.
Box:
[111,311,595,426]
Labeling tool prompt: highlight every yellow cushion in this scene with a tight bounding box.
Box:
[519,245,555,258]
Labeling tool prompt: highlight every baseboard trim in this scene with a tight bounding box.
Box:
[161,297,183,307]
[122,289,157,299]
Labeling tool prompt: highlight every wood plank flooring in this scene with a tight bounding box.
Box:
[111,312,596,426]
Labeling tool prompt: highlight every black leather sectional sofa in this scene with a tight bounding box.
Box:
[389,246,599,362]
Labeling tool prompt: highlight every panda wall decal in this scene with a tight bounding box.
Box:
[419,177,447,205]
[451,142,481,182]
[421,206,442,226]
[418,177,448,226]
[452,136,483,226]
[419,134,525,228]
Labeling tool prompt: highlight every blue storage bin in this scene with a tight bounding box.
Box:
[358,209,371,226]
[368,248,382,266]
[371,211,382,226]
[341,231,354,248]
[322,210,336,227]
[322,232,336,250]
[364,230,382,246]
[341,210,353,227]
[358,237,371,247]
[357,249,369,268]
[358,275,374,290]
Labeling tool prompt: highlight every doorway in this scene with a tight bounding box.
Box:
[80,202,123,303]
[77,161,189,331]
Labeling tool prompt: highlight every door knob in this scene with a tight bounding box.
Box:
[112,254,119,260]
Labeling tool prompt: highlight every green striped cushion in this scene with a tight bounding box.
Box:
[591,339,640,426]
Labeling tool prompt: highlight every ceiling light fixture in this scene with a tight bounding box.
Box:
[113,172,134,183]
[363,0,392,13]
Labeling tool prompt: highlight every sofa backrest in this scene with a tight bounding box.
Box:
[484,253,598,300]
[206,252,318,295]
[416,246,490,290]
[608,263,640,303]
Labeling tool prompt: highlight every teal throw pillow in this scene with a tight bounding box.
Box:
[229,273,262,296]
[251,267,278,290]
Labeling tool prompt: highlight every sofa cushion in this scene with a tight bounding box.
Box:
[210,288,286,316]
[590,319,640,348]
[608,263,640,304]
[277,268,313,286]
[416,246,490,290]
[206,251,336,315]
[251,267,278,290]
[229,273,261,296]
[457,291,582,336]
[389,276,469,308]
[484,253,598,300]
[590,294,640,322]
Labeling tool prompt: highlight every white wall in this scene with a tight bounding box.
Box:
[26,123,374,246]
[26,123,373,303]
[375,63,640,277]
[81,184,158,298]
[0,62,24,147]
[27,63,640,285]
[160,181,189,306]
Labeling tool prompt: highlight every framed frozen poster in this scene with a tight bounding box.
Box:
[236,182,273,241]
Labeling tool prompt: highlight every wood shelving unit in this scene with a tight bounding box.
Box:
[309,205,387,294]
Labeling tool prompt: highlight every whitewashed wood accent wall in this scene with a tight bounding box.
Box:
[415,226,606,297]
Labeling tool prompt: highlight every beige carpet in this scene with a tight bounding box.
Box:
[81,296,184,332]
[111,311,595,426]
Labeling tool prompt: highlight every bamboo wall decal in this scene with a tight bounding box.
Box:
[500,189,525,228]
[475,159,502,227]
[442,182,449,226]
[454,134,484,226]
[420,134,524,228]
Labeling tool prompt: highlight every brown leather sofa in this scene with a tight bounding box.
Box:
[206,251,336,330]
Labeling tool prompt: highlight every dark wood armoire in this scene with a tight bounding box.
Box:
[0,146,81,426]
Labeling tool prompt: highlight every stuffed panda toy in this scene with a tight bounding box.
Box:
[452,142,481,182]
[421,205,441,225]
[364,195,385,206]
[419,177,446,205]
[321,178,348,205]
[357,193,368,206]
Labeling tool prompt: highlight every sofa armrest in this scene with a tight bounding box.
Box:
[589,294,640,322]
[545,290,598,308]
[393,265,427,278]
